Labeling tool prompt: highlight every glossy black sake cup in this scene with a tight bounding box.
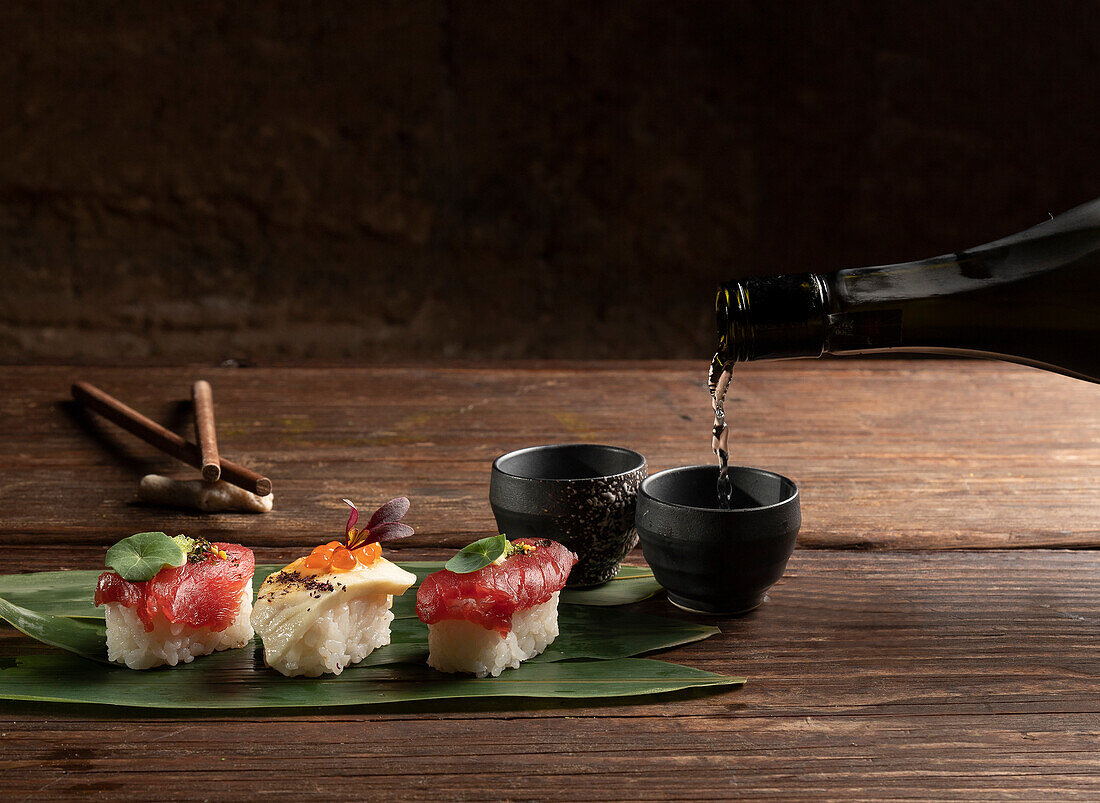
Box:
[635,465,800,615]
[490,444,648,587]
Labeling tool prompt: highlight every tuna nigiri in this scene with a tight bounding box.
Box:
[250,497,417,677]
[95,534,255,670]
[417,536,577,677]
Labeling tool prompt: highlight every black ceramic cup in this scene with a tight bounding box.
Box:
[489,444,648,586]
[635,465,800,615]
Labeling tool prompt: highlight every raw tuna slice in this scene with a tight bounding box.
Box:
[95,543,254,633]
[416,537,577,636]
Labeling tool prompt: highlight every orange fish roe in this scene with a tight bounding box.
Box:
[351,543,382,565]
[298,540,382,575]
[330,546,357,571]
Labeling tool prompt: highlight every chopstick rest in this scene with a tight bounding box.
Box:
[138,474,273,513]
[72,381,272,497]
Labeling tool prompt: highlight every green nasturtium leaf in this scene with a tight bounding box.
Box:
[104,532,186,582]
[445,534,508,574]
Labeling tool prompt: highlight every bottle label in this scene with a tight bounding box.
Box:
[826,310,903,352]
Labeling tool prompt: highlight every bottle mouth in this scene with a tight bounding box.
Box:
[715,281,751,363]
[715,285,731,363]
[717,274,827,363]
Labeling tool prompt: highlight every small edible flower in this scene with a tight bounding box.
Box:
[300,497,414,574]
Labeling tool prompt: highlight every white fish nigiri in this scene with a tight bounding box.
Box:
[250,498,416,677]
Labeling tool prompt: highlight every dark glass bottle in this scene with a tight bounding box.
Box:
[716,198,1100,383]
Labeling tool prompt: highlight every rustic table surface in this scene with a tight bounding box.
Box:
[0,360,1097,800]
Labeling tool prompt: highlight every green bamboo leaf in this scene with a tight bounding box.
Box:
[352,642,429,667]
[0,574,738,709]
[379,605,717,667]
[0,586,716,676]
[0,570,103,619]
[0,597,108,663]
[0,653,742,709]
[104,532,186,581]
[559,566,662,606]
[533,606,718,662]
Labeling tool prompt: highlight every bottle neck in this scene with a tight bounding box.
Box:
[717,273,828,364]
[716,197,1100,378]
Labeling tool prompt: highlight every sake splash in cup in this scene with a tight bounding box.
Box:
[635,465,800,615]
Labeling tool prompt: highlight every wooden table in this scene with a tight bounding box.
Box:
[1,360,1097,799]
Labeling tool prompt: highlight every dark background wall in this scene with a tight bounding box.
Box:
[1,1,1097,363]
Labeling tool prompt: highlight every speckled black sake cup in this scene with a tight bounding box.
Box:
[635,465,800,615]
[489,444,648,587]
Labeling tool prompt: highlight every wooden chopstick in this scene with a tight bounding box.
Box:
[72,381,272,496]
[191,380,221,483]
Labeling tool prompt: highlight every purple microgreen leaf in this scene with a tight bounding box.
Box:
[364,522,414,544]
[368,497,410,529]
[343,499,359,538]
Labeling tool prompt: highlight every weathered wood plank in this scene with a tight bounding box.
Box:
[0,361,1096,550]
[0,549,1098,799]
[1,361,1098,799]
[1,715,1099,800]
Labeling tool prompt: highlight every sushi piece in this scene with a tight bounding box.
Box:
[250,497,417,677]
[416,536,577,677]
[94,533,255,670]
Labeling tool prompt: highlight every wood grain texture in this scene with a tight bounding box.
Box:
[0,361,1095,550]
[0,550,1097,799]
[0,360,1098,799]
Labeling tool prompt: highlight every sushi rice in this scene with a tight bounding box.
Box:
[250,554,417,678]
[417,537,576,677]
[426,592,561,678]
[260,593,396,678]
[103,582,255,670]
[250,496,419,677]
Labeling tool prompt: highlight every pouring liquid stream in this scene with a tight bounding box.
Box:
[708,354,734,509]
